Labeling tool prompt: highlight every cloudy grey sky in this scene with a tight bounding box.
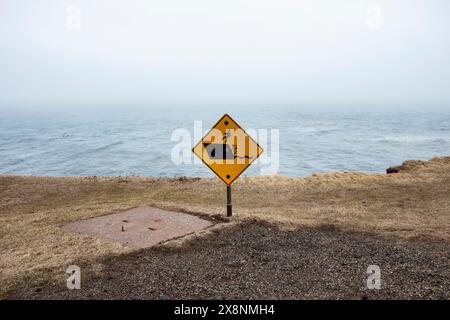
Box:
[1,0,449,110]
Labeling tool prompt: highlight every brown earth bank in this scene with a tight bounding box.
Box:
[1,156,450,299]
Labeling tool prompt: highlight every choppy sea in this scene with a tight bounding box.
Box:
[1,107,449,177]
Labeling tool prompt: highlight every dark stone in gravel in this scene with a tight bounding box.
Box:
[11,220,450,299]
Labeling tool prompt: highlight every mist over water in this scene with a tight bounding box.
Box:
[2,1,450,178]
[1,107,449,177]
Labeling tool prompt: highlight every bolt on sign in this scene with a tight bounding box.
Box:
[192,114,263,185]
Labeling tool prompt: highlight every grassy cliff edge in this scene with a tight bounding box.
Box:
[1,156,449,298]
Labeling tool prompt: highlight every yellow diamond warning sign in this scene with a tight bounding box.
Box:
[192,114,263,185]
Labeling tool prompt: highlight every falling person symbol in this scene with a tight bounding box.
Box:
[203,130,253,161]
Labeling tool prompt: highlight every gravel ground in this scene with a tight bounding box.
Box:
[11,220,450,300]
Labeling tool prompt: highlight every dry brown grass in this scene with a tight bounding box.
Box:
[1,156,450,298]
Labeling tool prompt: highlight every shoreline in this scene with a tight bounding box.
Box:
[1,155,446,179]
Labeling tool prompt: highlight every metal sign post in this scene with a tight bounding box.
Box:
[227,185,232,217]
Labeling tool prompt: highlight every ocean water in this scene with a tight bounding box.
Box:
[1,107,449,177]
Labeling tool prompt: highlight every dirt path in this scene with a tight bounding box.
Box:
[10,220,450,300]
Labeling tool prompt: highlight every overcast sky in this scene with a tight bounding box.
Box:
[1,0,449,110]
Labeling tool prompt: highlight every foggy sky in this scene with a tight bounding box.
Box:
[1,0,449,110]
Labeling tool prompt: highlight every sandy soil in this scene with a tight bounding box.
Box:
[1,156,450,299]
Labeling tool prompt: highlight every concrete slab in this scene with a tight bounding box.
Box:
[62,206,214,248]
